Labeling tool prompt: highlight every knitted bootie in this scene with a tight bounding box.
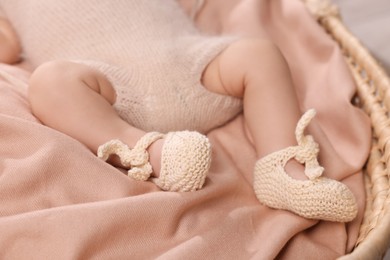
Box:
[97,131,211,192]
[253,109,358,222]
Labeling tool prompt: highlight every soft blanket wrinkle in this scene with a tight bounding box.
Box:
[0,0,370,258]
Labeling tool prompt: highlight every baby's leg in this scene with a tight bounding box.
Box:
[28,60,210,192]
[0,17,22,64]
[202,39,357,222]
[203,39,302,167]
[28,61,163,176]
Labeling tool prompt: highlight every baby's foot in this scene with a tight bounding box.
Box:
[97,132,164,181]
[284,160,308,180]
[147,138,164,178]
[151,131,211,192]
[253,109,358,222]
[97,131,211,192]
[98,136,164,178]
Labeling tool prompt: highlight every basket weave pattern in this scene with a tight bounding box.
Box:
[303,0,390,259]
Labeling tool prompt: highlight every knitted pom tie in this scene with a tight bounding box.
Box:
[97,131,211,192]
[253,109,358,222]
[97,132,164,181]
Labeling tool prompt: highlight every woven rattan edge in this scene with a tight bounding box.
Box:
[301,0,390,259]
[321,16,390,260]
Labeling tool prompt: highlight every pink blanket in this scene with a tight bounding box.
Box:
[0,0,371,259]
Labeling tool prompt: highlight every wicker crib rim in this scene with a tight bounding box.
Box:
[302,0,390,259]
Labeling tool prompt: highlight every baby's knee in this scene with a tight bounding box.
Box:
[29,60,75,97]
[29,60,100,99]
[28,60,88,114]
[228,38,283,64]
[221,38,289,82]
[29,60,116,106]
[212,38,283,96]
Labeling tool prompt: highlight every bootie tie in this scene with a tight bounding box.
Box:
[97,131,211,192]
[253,109,358,222]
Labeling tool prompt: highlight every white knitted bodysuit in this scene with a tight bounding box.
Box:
[0,0,242,133]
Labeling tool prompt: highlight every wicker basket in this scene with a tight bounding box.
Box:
[303,0,390,259]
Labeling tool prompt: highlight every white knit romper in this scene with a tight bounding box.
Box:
[0,0,243,133]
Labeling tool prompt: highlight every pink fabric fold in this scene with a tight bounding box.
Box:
[0,0,371,258]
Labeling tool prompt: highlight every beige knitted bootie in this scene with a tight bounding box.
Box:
[253,109,358,222]
[97,131,211,192]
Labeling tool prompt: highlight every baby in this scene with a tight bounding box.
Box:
[0,0,357,222]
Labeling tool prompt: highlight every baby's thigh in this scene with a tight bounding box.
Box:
[201,40,247,98]
[202,38,284,98]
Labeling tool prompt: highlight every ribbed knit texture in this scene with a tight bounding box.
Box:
[152,131,211,192]
[97,131,211,192]
[0,0,242,133]
[254,110,358,222]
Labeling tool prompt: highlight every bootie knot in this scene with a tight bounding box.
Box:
[125,147,153,181]
[97,131,211,192]
[97,132,164,181]
[295,135,324,180]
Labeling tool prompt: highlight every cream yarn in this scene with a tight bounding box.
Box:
[98,132,164,181]
[152,131,211,192]
[97,131,211,192]
[254,109,358,222]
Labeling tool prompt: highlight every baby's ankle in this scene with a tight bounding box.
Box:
[147,138,164,178]
[284,160,307,180]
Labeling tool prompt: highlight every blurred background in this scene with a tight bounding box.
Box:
[332,0,390,258]
[333,0,390,73]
